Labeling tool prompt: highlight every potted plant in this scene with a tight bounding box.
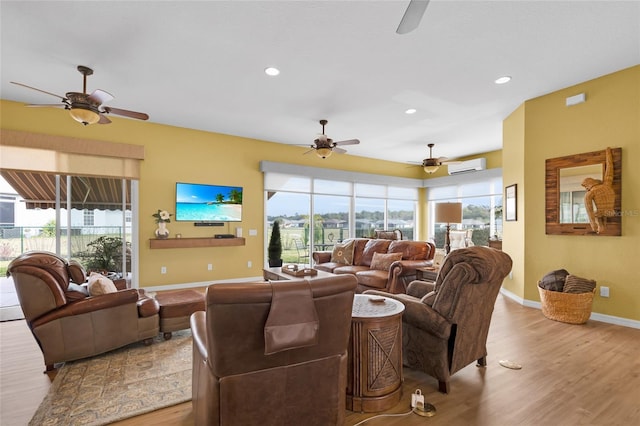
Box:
[84,236,125,276]
[268,220,283,267]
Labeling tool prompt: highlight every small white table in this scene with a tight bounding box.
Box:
[347,294,405,413]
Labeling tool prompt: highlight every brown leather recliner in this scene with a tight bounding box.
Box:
[366,246,512,393]
[7,251,160,371]
[190,274,357,426]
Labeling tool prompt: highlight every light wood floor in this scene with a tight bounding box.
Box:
[2,294,639,426]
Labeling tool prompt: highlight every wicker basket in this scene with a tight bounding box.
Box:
[537,284,595,324]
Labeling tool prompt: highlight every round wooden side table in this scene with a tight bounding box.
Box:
[346,294,405,413]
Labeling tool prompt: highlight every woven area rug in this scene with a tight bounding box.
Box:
[29,330,192,426]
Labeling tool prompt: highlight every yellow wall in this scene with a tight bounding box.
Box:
[502,104,525,296]
[503,65,640,321]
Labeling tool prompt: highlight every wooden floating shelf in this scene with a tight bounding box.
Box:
[150,237,245,249]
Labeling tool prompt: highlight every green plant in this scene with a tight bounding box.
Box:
[42,219,56,237]
[84,236,125,273]
[268,221,282,262]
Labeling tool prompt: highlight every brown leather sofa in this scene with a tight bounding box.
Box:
[366,246,512,393]
[312,238,436,294]
[7,251,160,371]
[190,274,357,426]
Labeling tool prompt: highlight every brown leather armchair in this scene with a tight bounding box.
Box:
[7,251,160,371]
[366,246,512,393]
[190,274,357,426]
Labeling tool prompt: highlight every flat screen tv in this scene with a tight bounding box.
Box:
[175,182,243,222]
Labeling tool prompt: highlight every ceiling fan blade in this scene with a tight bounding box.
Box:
[26,103,66,108]
[102,106,149,121]
[98,114,112,124]
[88,89,114,105]
[442,160,461,165]
[303,148,315,155]
[10,81,67,101]
[396,0,430,35]
[333,147,347,154]
[334,138,360,146]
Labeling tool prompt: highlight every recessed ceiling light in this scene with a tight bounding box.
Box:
[405,108,417,114]
[495,76,512,85]
[264,67,280,76]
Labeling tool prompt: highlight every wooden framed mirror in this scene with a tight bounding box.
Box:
[545,147,621,236]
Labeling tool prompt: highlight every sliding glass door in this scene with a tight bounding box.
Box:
[0,171,136,280]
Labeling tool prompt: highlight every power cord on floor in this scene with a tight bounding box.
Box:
[351,389,436,425]
[352,409,414,426]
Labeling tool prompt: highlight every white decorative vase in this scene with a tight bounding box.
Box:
[155,222,170,239]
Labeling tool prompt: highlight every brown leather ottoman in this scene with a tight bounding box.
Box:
[155,289,205,339]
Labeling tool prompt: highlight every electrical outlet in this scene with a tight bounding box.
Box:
[208,264,213,271]
[600,286,610,298]
[249,229,258,236]
[509,271,513,279]
[247,261,252,268]
[161,266,167,274]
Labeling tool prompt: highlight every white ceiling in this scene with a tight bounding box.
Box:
[1,1,639,165]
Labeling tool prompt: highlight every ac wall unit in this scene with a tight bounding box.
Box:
[448,158,486,175]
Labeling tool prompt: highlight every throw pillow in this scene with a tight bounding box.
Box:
[87,272,118,296]
[538,269,570,292]
[65,283,89,302]
[68,282,89,296]
[331,240,355,265]
[563,274,596,294]
[370,252,403,271]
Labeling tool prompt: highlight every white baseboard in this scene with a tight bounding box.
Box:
[499,287,640,329]
[142,276,264,293]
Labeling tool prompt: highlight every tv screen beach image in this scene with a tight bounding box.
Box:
[176,183,243,222]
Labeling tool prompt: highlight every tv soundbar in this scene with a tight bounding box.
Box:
[194,222,224,227]
[214,234,236,239]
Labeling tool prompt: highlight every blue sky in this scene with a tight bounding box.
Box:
[176,183,242,204]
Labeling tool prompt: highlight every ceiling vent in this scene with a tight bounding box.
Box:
[448,158,486,175]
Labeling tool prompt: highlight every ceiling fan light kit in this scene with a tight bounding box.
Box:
[423,163,440,174]
[421,143,443,173]
[315,147,333,159]
[67,89,101,125]
[69,107,100,125]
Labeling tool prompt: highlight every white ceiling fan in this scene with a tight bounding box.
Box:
[396,0,431,34]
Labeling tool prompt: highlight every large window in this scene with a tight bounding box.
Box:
[427,173,503,248]
[263,165,419,265]
[266,191,310,264]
